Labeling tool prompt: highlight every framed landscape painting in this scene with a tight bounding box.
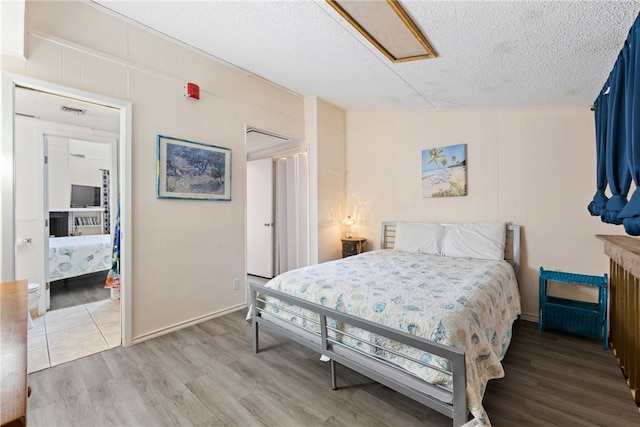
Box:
[421,143,467,198]
[157,135,231,201]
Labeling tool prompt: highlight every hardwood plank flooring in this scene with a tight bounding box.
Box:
[49,271,110,311]
[27,311,640,426]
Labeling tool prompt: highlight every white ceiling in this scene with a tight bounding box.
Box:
[14,1,640,150]
[88,0,640,111]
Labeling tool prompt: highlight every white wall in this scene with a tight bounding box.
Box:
[0,0,25,60]
[315,99,347,263]
[48,137,111,209]
[48,136,70,210]
[2,0,312,341]
[345,109,625,320]
[9,0,602,333]
[68,139,110,187]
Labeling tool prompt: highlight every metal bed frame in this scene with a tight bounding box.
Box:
[250,223,521,426]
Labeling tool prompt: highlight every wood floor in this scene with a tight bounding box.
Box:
[49,271,110,311]
[26,310,639,426]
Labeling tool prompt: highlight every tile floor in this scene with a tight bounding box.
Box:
[27,299,120,373]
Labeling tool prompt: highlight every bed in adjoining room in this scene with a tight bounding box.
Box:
[48,234,113,309]
[250,222,521,427]
[49,234,112,281]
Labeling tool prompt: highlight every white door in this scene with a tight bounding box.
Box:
[247,158,274,278]
[14,118,47,314]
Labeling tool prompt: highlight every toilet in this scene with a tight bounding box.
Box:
[27,283,41,329]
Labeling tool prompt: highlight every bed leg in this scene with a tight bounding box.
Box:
[252,319,259,354]
[330,359,337,390]
[451,353,468,427]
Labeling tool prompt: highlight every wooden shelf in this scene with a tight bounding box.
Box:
[596,234,640,278]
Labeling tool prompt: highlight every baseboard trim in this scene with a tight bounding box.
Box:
[131,305,539,344]
[131,303,246,345]
[520,312,538,323]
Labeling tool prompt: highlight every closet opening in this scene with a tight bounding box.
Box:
[245,127,309,297]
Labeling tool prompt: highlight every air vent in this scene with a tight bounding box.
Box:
[60,105,86,115]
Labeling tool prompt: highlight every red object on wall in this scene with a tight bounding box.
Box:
[185,82,200,100]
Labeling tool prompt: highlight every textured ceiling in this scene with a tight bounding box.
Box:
[14,0,640,138]
[89,0,640,111]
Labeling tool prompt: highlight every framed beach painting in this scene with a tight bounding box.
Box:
[421,143,467,198]
[157,135,231,201]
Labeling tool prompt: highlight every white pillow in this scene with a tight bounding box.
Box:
[393,223,445,255]
[442,222,506,261]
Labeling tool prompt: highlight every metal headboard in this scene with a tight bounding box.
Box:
[381,222,521,283]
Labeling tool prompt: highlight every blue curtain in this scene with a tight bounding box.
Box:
[593,13,640,233]
[587,91,609,216]
[619,22,640,234]
[601,51,632,225]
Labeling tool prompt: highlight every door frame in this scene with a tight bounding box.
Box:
[1,72,133,346]
[244,125,310,274]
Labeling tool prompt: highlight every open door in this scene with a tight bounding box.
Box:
[247,158,274,278]
[13,117,47,315]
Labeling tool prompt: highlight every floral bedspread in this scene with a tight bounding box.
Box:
[262,250,520,426]
[49,235,112,281]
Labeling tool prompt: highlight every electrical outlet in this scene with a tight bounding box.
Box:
[233,278,240,291]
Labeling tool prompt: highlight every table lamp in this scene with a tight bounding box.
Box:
[343,215,355,238]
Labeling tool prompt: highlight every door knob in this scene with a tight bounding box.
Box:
[264,223,273,227]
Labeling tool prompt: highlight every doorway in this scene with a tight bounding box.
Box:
[245,127,309,286]
[15,91,120,372]
[1,73,132,366]
[44,135,118,315]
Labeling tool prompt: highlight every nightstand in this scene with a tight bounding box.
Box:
[341,237,366,258]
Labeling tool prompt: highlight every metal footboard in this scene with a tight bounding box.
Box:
[250,282,468,426]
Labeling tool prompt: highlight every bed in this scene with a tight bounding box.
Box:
[250,222,521,427]
[48,234,112,281]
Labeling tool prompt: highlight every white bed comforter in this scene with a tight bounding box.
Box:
[49,235,112,281]
[262,250,521,426]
